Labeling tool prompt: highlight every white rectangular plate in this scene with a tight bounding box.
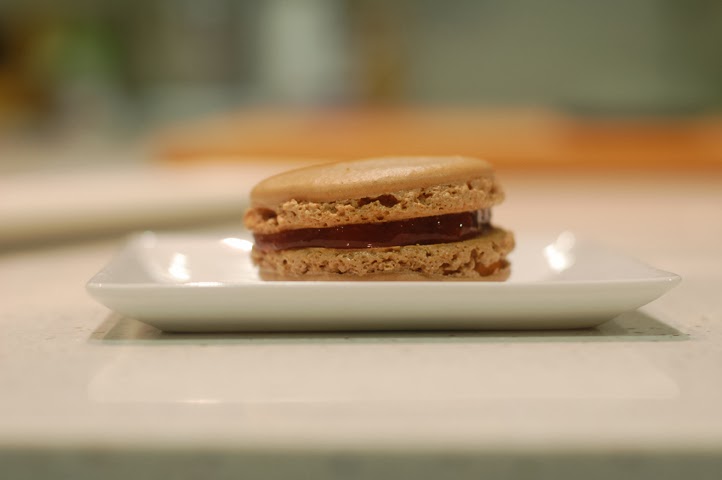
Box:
[86,231,680,332]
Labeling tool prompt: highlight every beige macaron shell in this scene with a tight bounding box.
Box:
[244,177,502,235]
[251,227,514,281]
[257,267,511,282]
[250,156,495,208]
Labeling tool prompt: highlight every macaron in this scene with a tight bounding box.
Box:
[244,156,514,280]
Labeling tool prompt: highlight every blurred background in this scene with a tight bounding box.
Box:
[2,0,722,244]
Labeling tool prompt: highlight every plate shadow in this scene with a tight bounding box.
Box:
[89,310,687,345]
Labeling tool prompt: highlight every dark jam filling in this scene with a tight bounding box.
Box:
[254,209,491,252]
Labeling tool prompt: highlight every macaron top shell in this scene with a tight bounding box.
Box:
[250,156,495,208]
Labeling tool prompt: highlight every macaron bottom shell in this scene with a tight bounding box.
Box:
[251,227,514,281]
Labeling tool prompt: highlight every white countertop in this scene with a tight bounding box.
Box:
[1,170,722,479]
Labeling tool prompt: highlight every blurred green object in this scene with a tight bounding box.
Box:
[40,19,122,85]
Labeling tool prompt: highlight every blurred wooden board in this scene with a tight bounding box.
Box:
[154,108,722,171]
[0,162,298,247]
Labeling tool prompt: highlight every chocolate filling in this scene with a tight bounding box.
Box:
[254,209,491,252]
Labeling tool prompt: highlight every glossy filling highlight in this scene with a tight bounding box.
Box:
[253,209,491,252]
